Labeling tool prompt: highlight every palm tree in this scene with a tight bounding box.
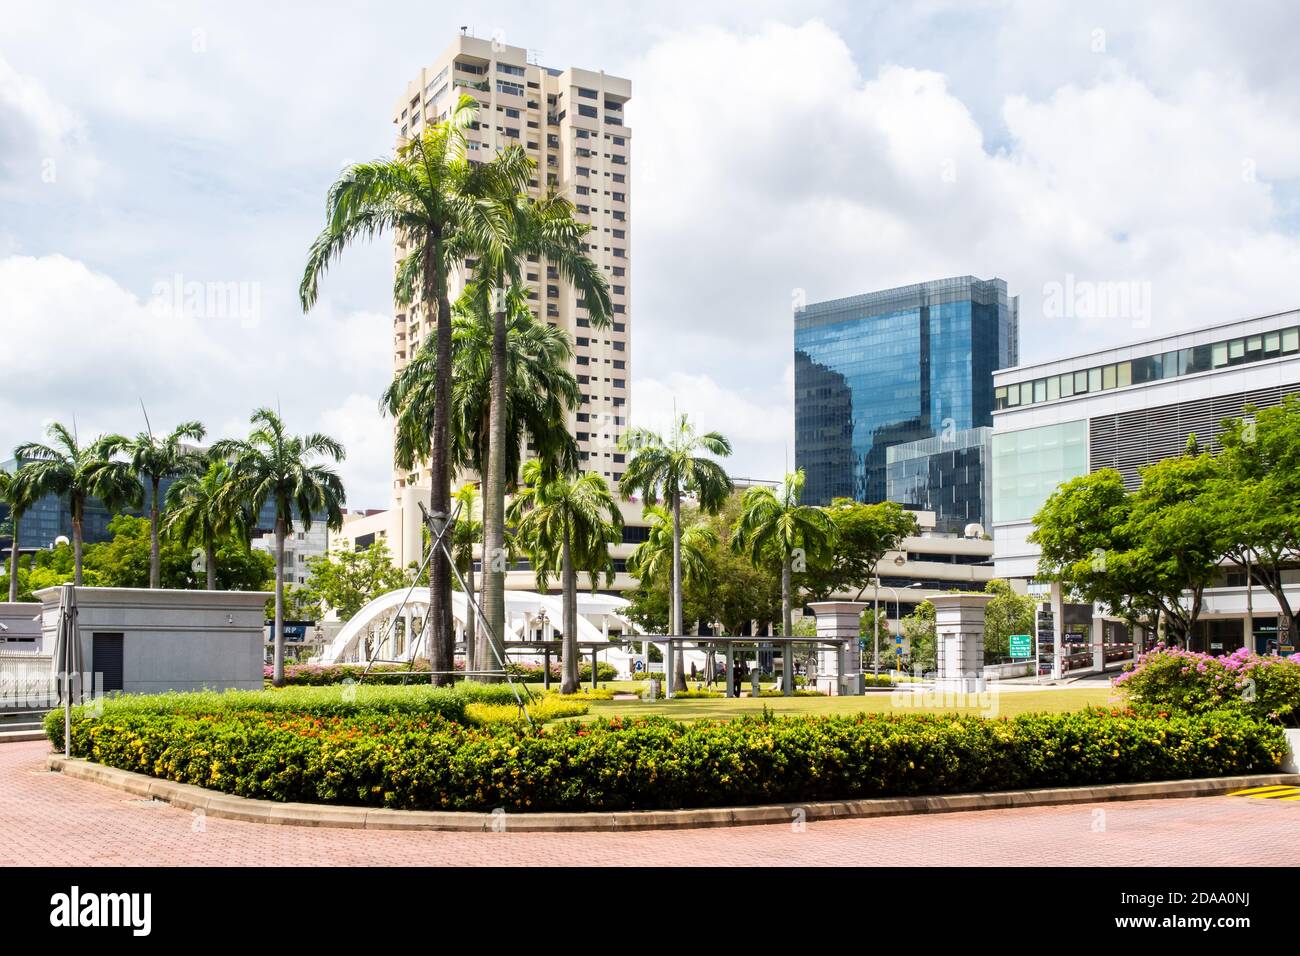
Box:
[126,420,206,588]
[620,414,733,691]
[731,469,836,638]
[0,464,39,602]
[15,423,139,585]
[627,503,719,595]
[211,409,346,687]
[384,282,580,488]
[163,458,248,590]
[301,93,506,687]
[509,460,622,693]
[449,482,482,671]
[383,282,581,674]
[478,179,613,685]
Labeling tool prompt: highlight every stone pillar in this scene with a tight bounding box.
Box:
[931,593,994,694]
[1050,581,1065,680]
[809,601,867,696]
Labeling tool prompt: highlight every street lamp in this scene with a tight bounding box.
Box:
[880,582,922,673]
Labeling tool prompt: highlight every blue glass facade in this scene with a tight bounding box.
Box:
[795,276,1018,506]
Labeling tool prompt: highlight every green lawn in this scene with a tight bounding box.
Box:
[574,686,1117,721]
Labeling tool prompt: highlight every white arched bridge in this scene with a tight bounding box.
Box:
[317,587,671,677]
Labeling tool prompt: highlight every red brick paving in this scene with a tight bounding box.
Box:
[3,740,1297,866]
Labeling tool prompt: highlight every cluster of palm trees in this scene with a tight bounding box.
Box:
[623,445,833,692]
[301,93,611,693]
[0,410,345,686]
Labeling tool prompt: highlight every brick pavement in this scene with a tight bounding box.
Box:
[3,740,1297,866]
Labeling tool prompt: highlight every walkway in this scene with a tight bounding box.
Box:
[3,742,1297,866]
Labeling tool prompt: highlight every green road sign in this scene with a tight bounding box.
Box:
[1009,633,1033,658]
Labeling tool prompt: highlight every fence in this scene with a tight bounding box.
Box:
[0,652,55,709]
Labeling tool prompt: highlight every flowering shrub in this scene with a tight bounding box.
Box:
[1115,645,1300,727]
[268,661,447,687]
[505,661,619,682]
[46,703,1285,812]
[464,695,589,726]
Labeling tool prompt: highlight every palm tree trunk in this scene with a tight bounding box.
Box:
[482,287,509,683]
[273,517,287,687]
[561,536,578,694]
[425,233,454,686]
[781,555,793,637]
[670,487,685,692]
[205,542,217,590]
[72,511,84,587]
[8,519,19,602]
[149,478,161,588]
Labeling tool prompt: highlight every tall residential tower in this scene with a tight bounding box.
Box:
[390,34,632,501]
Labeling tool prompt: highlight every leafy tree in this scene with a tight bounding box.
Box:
[303,93,505,688]
[15,423,140,584]
[298,541,412,622]
[621,414,733,689]
[1031,458,1221,646]
[859,607,896,671]
[508,460,622,693]
[801,499,918,601]
[901,600,937,672]
[1215,396,1300,647]
[732,469,836,641]
[125,420,206,587]
[983,578,1036,661]
[212,409,345,686]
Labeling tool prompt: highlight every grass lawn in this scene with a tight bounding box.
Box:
[572,686,1117,721]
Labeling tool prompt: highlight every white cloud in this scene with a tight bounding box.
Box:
[0,254,394,506]
[631,369,793,482]
[3,4,1300,510]
[0,54,99,198]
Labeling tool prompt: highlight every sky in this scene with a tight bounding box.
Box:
[1,0,1298,509]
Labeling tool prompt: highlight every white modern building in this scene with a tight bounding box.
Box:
[992,308,1300,669]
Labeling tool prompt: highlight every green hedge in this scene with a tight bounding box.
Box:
[45,682,523,737]
[46,704,1286,812]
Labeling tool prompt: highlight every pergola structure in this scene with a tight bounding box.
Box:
[646,635,863,698]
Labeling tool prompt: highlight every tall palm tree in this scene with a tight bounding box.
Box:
[301,93,506,686]
[384,282,581,674]
[478,178,613,685]
[126,420,206,588]
[0,464,38,601]
[731,469,836,639]
[450,482,482,671]
[384,282,580,489]
[211,409,346,687]
[163,458,247,590]
[509,460,622,694]
[620,414,733,691]
[627,503,719,596]
[15,423,139,585]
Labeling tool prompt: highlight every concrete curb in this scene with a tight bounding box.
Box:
[44,754,1300,833]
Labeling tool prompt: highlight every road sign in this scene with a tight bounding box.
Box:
[1010,633,1032,658]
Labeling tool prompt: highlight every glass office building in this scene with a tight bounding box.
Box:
[886,426,993,533]
[795,276,1019,506]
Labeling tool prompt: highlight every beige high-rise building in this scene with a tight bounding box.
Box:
[390,34,632,503]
